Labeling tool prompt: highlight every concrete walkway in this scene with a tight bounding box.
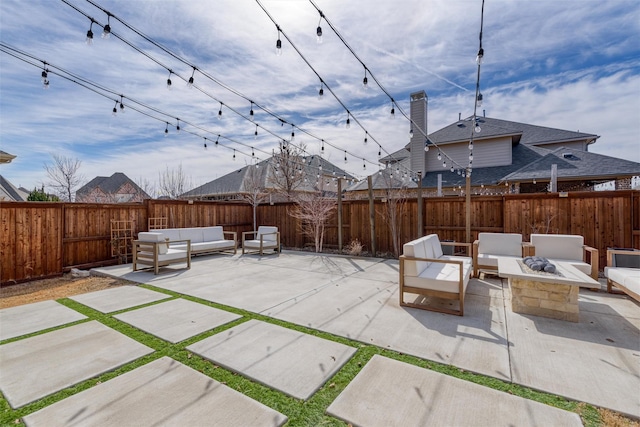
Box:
[94,251,640,418]
[0,250,638,425]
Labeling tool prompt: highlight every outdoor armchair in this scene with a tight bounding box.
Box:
[242,226,280,256]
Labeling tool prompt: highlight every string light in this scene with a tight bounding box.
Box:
[233,149,236,161]
[437,151,442,161]
[469,142,474,151]
[364,131,368,144]
[276,26,282,55]
[345,113,350,129]
[443,161,447,168]
[187,66,196,88]
[251,147,255,157]
[318,81,324,99]
[316,10,324,43]
[321,139,325,155]
[40,63,49,89]
[390,100,395,118]
[203,137,207,149]
[176,118,180,133]
[476,47,484,65]
[254,124,258,139]
[362,69,368,88]
[215,135,219,146]
[424,141,429,152]
[249,101,254,121]
[476,93,483,108]
[166,70,172,89]
[164,122,168,137]
[290,124,295,141]
[409,127,414,138]
[217,102,223,119]
[344,150,347,163]
[363,158,366,169]
[102,14,111,39]
[86,19,94,45]
[119,95,125,113]
[112,100,118,116]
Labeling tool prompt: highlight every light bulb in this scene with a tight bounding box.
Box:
[119,101,125,113]
[316,26,322,43]
[176,120,180,133]
[450,166,454,172]
[437,152,442,161]
[346,116,350,129]
[254,126,258,139]
[187,74,194,88]
[476,93,483,108]
[390,106,395,119]
[318,84,324,99]
[41,70,47,83]
[344,151,347,163]
[250,107,254,121]
[364,132,368,144]
[424,144,429,152]
[164,124,168,137]
[409,128,414,138]
[475,125,481,133]
[102,17,111,39]
[469,154,473,161]
[276,38,282,56]
[443,161,447,168]
[476,47,484,65]
[86,23,94,45]
[233,150,236,161]
[533,178,537,184]
[43,79,50,89]
[112,106,117,116]
[218,105,222,120]
[362,75,368,88]
[469,142,474,150]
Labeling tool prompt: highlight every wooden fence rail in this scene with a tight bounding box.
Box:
[1,191,638,284]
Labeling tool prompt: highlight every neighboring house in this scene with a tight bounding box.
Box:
[0,151,28,201]
[0,175,28,201]
[348,90,640,196]
[182,155,355,201]
[76,172,149,203]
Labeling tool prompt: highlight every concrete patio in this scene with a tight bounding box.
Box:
[1,250,638,425]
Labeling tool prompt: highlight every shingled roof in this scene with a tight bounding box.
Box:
[183,155,355,198]
[76,172,149,201]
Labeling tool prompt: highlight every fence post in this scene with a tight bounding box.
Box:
[466,173,471,243]
[368,175,376,257]
[337,178,343,251]
[417,172,423,238]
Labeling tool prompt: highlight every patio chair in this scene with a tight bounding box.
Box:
[605,248,640,302]
[529,234,599,282]
[472,232,526,278]
[133,232,191,275]
[242,226,280,255]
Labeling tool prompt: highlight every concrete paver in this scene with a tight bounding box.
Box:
[327,355,583,427]
[23,356,287,427]
[0,320,153,408]
[92,252,640,418]
[0,300,86,341]
[69,285,170,313]
[188,319,357,400]
[114,298,242,343]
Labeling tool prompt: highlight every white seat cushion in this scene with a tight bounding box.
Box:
[157,249,188,262]
[256,226,278,241]
[404,261,472,294]
[179,228,204,244]
[475,253,520,268]
[477,233,523,257]
[161,229,181,242]
[244,239,278,249]
[531,234,583,261]
[605,267,640,292]
[137,232,168,255]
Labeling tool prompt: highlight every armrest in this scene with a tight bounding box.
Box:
[441,241,471,256]
[606,248,640,266]
[259,231,280,244]
[242,231,257,240]
[522,242,534,257]
[401,255,465,266]
[583,245,599,279]
[223,231,237,241]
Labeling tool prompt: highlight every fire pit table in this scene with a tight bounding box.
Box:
[497,257,600,322]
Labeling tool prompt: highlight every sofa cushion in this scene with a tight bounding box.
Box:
[137,232,168,255]
[179,228,204,244]
[605,267,640,289]
[244,239,278,249]
[531,234,583,261]
[257,226,278,241]
[404,261,472,294]
[202,226,225,242]
[174,241,234,252]
[157,249,189,262]
[161,229,182,243]
[477,233,523,257]
[475,253,520,268]
[403,239,430,277]
[425,234,443,258]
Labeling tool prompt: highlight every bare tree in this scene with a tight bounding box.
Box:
[238,165,269,230]
[291,182,336,253]
[158,164,193,199]
[44,154,84,202]
[135,176,156,199]
[269,143,307,200]
[377,171,409,257]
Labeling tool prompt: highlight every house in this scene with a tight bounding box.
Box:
[182,154,355,201]
[76,172,149,203]
[348,90,640,196]
[0,151,29,201]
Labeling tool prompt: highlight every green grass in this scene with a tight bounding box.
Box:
[0,283,609,427]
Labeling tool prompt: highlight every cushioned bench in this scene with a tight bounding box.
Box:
[399,234,472,316]
[473,232,526,278]
[156,226,237,255]
[133,232,191,275]
[529,234,599,283]
[605,249,640,303]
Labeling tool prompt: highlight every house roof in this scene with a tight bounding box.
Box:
[183,155,355,198]
[0,151,17,164]
[76,172,149,200]
[0,174,27,201]
[427,116,599,147]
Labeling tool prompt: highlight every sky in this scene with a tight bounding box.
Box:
[1,0,639,196]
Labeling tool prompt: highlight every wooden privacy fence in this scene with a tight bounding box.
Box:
[1,190,638,284]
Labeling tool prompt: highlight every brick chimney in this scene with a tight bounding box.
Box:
[409,91,427,174]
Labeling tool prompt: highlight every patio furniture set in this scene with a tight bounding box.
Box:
[400,232,639,318]
[132,225,280,275]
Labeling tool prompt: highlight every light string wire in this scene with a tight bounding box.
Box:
[0,43,355,186]
[467,0,486,176]
[255,0,418,180]
[71,0,390,177]
[308,0,469,173]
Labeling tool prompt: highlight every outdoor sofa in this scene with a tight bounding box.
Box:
[399,234,472,316]
[472,232,527,278]
[529,234,599,282]
[605,248,640,303]
[242,226,280,255]
[154,226,237,255]
[133,232,191,275]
